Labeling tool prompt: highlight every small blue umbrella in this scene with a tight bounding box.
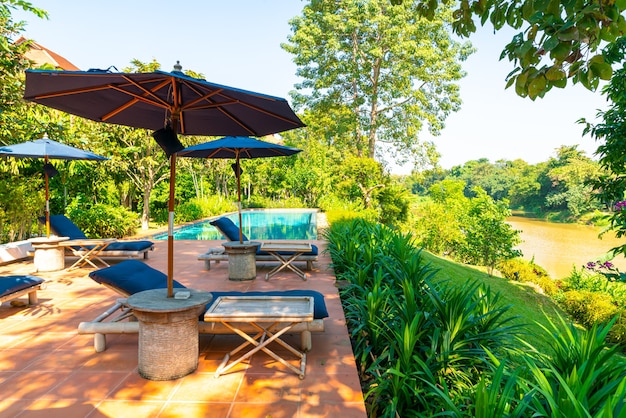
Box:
[0,136,108,237]
[178,136,302,243]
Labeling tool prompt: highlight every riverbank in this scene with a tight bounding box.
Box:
[507,215,626,279]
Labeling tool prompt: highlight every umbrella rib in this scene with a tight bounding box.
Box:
[101,78,174,122]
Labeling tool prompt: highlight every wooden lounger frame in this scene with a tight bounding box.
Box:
[0,282,44,305]
[198,251,317,271]
[77,298,324,353]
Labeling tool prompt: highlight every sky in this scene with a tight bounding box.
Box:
[12,0,610,172]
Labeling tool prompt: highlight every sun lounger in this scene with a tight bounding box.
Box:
[78,260,328,352]
[47,214,154,260]
[198,217,319,270]
[0,275,45,305]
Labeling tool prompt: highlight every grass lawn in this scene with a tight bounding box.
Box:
[422,251,570,353]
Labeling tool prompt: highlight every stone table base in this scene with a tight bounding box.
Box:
[127,288,213,381]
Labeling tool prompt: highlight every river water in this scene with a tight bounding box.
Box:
[507,216,626,279]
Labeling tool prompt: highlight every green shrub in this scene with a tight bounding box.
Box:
[174,200,204,223]
[536,275,559,296]
[66,202,138,238]
[560,290,619,328]
[245,195,306,209]
[563,266,626,307]
[0,175,44,242]
[497,258,556,295]
[498,258,548,281]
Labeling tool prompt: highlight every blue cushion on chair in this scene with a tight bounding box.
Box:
[45,215,153,252]
[210,217,249,241]
[105,241,154,252]
[206,290,329,319]
[89,260,186,296]
[0,275,44,298]
[48,214,87,239]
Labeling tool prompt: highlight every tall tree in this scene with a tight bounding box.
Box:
[282,0,472,165]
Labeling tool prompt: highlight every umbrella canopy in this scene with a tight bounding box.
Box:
[178,136,302,243]
[24,66,304,137]
[0,137,108,238]
[24,64,304,297]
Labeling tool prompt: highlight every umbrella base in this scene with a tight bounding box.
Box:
[222,241,260,281]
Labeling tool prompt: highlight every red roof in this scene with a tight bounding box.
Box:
[15,36,80,71]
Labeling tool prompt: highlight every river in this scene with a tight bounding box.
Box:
[507,216,626,279]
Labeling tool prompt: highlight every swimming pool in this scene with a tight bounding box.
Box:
[152,209,318,240]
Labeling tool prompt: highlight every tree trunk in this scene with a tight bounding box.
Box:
[141,186,151,230]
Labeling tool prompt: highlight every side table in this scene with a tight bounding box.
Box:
[259,242,313,281]
[204,295,314,379]
[28,236,69,272]
[222,241,260,280]
[127,288,212,381]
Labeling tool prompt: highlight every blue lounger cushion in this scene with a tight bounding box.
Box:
[47,214,87,239]
[210,217,318,256]
[89,260,328,319]
[210,217,248,241]
[89,260,186,295]
[1,275,44,298]
[47,215,153,252]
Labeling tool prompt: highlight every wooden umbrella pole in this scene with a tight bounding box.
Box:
[167,113,181,298]
[45,156,50,238]
[167,153,176,298]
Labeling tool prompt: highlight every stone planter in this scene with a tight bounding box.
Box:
[222,241,260,281]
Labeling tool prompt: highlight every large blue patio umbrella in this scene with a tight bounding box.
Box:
[178,136,302,243]
[24,63,304,297]
[0,136,108,238]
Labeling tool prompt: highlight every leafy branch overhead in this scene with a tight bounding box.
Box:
[392,0,625,99]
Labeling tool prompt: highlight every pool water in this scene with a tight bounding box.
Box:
[152,209,318,240]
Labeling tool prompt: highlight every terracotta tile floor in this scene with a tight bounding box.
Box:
[0,240,367,417]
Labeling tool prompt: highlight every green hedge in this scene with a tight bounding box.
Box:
[66,203,138,238]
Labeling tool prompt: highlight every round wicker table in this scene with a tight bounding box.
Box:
[127,288,212,381]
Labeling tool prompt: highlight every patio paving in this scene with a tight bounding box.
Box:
[0,239,367,417]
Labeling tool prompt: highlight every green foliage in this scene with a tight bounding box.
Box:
[456,187,521,273]
[283,0,471,163]
[65,201,138,238]
[443,152,603,218]
[523,316,626,417]
[415,180,521,273]
[498,258,557,295]
[0,174,44,242]
[325,218,526,416]
[559,266,626,343]
[562,266,626,307]
[583,63,626,258]
[328,219,626,415]
[174,200,204,224]
[450,0,622,97]
[561,290,619,328]
[245,195,306,209]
